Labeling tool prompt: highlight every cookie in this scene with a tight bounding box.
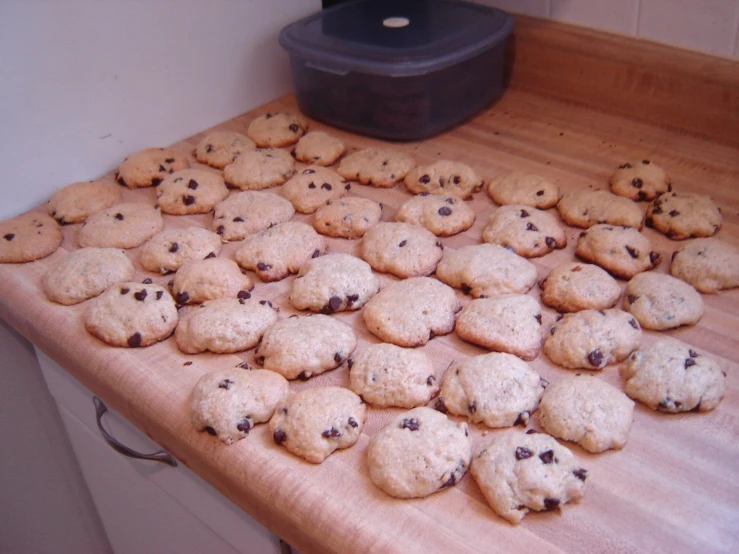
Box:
[190,368,288,445]
[470,431,588,525]
[348,344,438,409]
[544,309,642,370]
[362,277,461,347]
[455,295,543,361]
[233,222,327,282]
[670,238,739,293]
[289,253,379,313]
[538,374,634,453]
[269,386,366,463]
[170,258,253,305]
[366,407,472,499]
[487,171,560,209]
[482,205,567,258]
[156,168,229,215]
[247,113,307,147]
[115,147,189,188]
[294,131,345,166]
[435,244,538,298]
[360,222,443,278]
[78,203,164,250]
[436,353,546,429]
[576,224,660,279]
[312,197,382,239]
[255,314,357,380]
[223,149,295,191]
[281,166,349,214]
[193,131,256,169]
[624,273,703,330]
[395,194,475,237]
[539,262,622,313]
[0,212,63,263]
[336,148,415,188]
[43,247,134,305]
[609,159,671,201]
[47,180,121,224]
[404,160,484,199]
[176,297,278,354]
[645,192,722,240]
[557,190,644,229]
[139,227,222,275]
[621,339,726,413]
[84,282,178,347]
[212,191,295,241]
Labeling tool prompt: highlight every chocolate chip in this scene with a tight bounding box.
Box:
[183,361,192,366]
[669,210,680,217]
[452,175,461,184]
[273,429,287,444]
[322,427,341,438]
[525,429,539,434]
[348,417,358,428]
[536,190,544,196]
[460,283,471,295]
[308,183,316,189]
[427,375,435,386]
[435,398,448,413]
[637,191,647,201]
[468,401,477,414]
[649,251,660,264]
[514,412,529,426]
[288,124,300,133]
[120,287,130,295]
[233,216,244,223]
[629,318,638,329]
[151,178,162,187]
[117,176,126,186]
[237,418,252,433]
[134,289,147,301]
[441,473,457,488]
[182,195,196,206]
[642,159,650,164]
[545,237,556,248]
[3,233,15,241]
[219,379,234,390]
[619,163,633,169]
[419,174,430,184]
[632,177,643,189]
[297,371,311,381]
[627,294,637,304]
[156,291,164,300]
[401,418,419,431]
[688,349,699,358]
[345,183,351,190]
[346,294,359,304]
[539,450,555,464]
[237,290,251,300]
[652,205,663,215]
[237,361,251,369]
[205,252,216,259]
[428,330,436,341]
[321,183,332,191]
[685,358,696,368]
[515,447,533,460]
[398,240,407,247]
[158,164,166,172]
[535,314,542,324]
[127,332,142,347]
[204,426,217,436]
[526,222,538,232]
[334,352,342,364]
[347,357,353,369]
[436,241,443,248]
[438,206,452,216]
[257,262,271,271]
[588,349,604,367]
[169,242,179,253]
[175,291,190,304]
[544,498,560,511]
[625,245,639,259]
[259,300,273,307]
[168,280,174,289]
[114,213,124,221]
[205,144,214,153]
[520,209,530,218]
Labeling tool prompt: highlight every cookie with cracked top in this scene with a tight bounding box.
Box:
[395,194,475,237]
[194,131,256,169]
[312,197,382,239]
[223,149,295,191]
[336,148,415,188]
[212,190,294,242]
[78,203,163,249]
[487,171,560,209]
[609,159,671,201]
[176,297,278,354]
[624,272,703,330]
[255,315,357,380]
[645,192,722,240]
[367,407,472,499]
[269,386,366,463]
[362,277,461,347]
[557,190,644,229]
[538,374,634,453]
[544,309,641,370]
[289,253,379,313]
[0,212,63,263]
[170,258,253,305]
[669,238,739,293]
[233,221,327,282]
[348,343,438,409]
[621,339,725,413]
[455,294,543,360]
[540,262,621,312]
[43,247,134,305]
[139,227,222,275]
[156,168,229,215]
[360,222,443,278]
[482,205,567,258]
[294,131,345,166]
[437,353,546,429]
[404,160,484,199]
[281,165,349,214]
[247,112,307,147]
[47,181,121,224]
[576,224,660,279]
[115,147,189,188]
[435,243,538,298]
[84,282,178,347]
[190,368,289,445]
[471,431,588,525]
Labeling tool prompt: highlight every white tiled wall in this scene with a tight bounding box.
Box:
[476,0,739,58]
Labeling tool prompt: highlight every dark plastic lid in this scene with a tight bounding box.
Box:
[280,0,513,77]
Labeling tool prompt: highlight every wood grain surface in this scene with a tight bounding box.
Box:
[2,18,739,554]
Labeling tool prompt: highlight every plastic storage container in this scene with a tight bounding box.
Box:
[279,0,514,141]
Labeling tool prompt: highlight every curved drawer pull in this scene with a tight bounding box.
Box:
[93,396,177,467]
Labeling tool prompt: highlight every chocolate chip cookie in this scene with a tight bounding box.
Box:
[312,197,383,239]
[212,190,295,241]
[77,203,163,249]
[609,159,671,201]
[281,166,349,214]
[194,131,256,169]
[624,272,703,330]
[576,224,660,279]
[487,171,560,209]
[645,192,722,239]
[294,131,345,166]
[669,238,739,293]
[557,190,644,229]
[115,147,189,188]
[247,112,307,147]
[482,205,567,258]
[223,149,296,190]
[395,194,475,237]
[0,212,63,263]
[360,222,443,278]
[404,160,484,199]
[170,258,253,305]
[156,168,229,215]
[336,148,415,188]
[47,180,121,224]
[139,227,222,275]
[539,262,622,312]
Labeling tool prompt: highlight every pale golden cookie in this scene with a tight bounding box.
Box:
[336,148,415,188]
[0,212,63,263]
[47,181,121,224]
[194,131,256,169]
[609,159,671,201]
[281,166,349,214]
[139,227,222,275]
[156,168,229,215]
[669,238,739,293]
[247,113,307,148]
[115,147,189,188]
[78,203,163,249]
[624,272,703,330]
[294,131,345,166]
[482,205,566,258]
[405,160,484,199]
[576,224,660,279]
[487,171,560,209]
[395,194,475,237]
[170,258,253,305]
[539,262,622,312]
[223,149,295,190]
[360,222,443,278]
[645,192,722,240]
[312,197,383,239]
[557,190,644,229]
[212,191,295,241]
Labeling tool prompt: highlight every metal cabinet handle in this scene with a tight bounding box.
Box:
[93,396,177,467]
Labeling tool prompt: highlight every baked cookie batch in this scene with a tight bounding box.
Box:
[1,110,735,527]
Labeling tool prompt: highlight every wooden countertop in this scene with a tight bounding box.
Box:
[1,16,738,554]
